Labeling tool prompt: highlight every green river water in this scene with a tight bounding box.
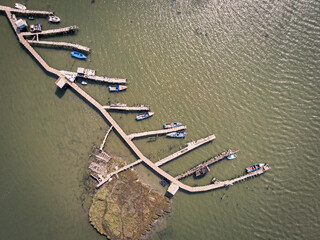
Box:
[0,0,319,239]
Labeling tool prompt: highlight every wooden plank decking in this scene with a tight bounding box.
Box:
[128,125,187,140]
[155,134,216,167]
[21,26,78,37]
[27,40,90,52]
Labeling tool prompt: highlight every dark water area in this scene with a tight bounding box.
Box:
[0,0,319,239]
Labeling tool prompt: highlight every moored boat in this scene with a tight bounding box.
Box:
[64,74,76,82]
[163,122,182,129]
[108,85,127,92]
[211,177,219,184]
[15,3,27,10]
[48,16,61,23]
[227,154,237,160]
[81,81,87,86]
[136,112,154,121]
[71,51,87,59]
[166,131,186,138]
[246,164,261,173]
[28,16,34,20]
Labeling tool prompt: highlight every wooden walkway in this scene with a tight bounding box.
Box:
[21,26,78,37]
[96,159,143,188]
[60,70,127,84]
[103,104,150,111]
[27,40,90,52]
[1,5,270,194]
[175,149,236,180]
[0,5,53,16]
[100,126,113,151]
[189,164,271,192]
[128,126,187,140]
[155,134,216,167]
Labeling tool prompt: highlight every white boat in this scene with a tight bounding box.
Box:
[15,3,27,10]
[227,154,237,160]
[48,16,61,23]
[64,74,76,82]
[81,81,87,86]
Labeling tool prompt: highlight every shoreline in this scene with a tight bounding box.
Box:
[88,152,171,240]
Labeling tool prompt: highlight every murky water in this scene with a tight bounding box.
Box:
[0,0,319,239]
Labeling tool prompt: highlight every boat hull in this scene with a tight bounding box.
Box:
[108,85,127,92]
[15,3,26,10]
[246,164,261,173]
[71,51,87,59]
[48,16,61,23]
[136,112,154,120]
[227,154,237,160]
[166,131,186,138]
[163,122,182,129]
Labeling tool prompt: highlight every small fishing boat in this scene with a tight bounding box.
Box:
[246,164,261,173]
[28,16,35,20]
[108,85,127,92]
[15,3,27,10]
[81,81,87,86]
[227,154,237,160]
[163,122,182,129]
[48,16,61,23]
[166,131,186,138]
[211,177,219,184]
[71,51,87,59]
[136,112,154,121]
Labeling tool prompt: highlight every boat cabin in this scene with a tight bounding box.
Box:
[195,166,210,177]
[15,19,27,30]
[30,24,41,33]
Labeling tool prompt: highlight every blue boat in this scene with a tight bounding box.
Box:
[136,112,154,121]
[246,164,261,173]
[166,131,186,138]
[163,122,182,129]
[108,85,127,92]
[71,51,87,59]
[227,154,237,160]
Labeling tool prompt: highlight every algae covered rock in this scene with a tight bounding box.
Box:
[89,159,171,240]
